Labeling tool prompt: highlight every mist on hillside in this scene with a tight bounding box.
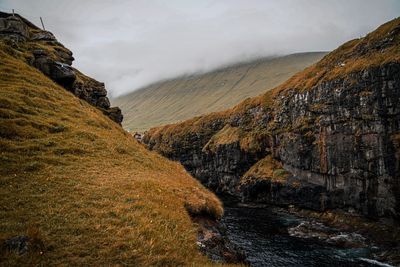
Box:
[1,0,399,97]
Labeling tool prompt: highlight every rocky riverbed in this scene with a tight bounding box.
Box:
[220,200,396,267]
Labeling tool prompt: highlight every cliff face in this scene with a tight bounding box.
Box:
[260,63,400,217]
[144,18,400,219]
[0,12,122,124]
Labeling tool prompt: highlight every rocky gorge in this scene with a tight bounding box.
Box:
[1,9,399,266]
[144,18,400,220]
[143,18,400,263]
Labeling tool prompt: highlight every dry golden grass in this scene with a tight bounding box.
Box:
[269,17,400,97]
[144,111,230,157]
[240,156,289,185]
[203,125,242,152]
[0,42,230,266]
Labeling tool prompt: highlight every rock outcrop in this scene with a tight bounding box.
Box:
[144,18,400,220]
[0,11,122,124]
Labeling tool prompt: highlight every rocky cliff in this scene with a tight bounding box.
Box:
[0,11,122,124]
[144,18,400,220]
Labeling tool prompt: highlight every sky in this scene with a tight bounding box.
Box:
[1,1,399,97]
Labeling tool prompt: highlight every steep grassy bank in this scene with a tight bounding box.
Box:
[0,31,226,266]
[113,52,326,132]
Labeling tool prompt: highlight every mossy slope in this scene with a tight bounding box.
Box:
[0,41,224,266]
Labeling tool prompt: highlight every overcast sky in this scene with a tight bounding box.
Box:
[1,1,399,97]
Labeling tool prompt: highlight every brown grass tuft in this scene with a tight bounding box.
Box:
[240,155,290,185]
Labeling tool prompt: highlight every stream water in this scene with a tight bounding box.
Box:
[221,202,392,267]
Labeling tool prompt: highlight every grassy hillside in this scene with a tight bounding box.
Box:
[145,18,400,152]
[0,41,224,266]
[113,52,327,131]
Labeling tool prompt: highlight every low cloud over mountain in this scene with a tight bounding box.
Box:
[1,0,399,96]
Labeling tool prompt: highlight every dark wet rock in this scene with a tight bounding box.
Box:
[194,216,247,264]
[326,233,367,248]
[240,177,330,211]
[51,61,76,87]
[288,221,367,249]
[191,142,261,195]
[33,52,76,88]
[378,247,400,266]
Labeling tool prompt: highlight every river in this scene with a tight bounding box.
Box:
[221,201,392,267]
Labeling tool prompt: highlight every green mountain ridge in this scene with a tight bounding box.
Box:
[113,52,327,131]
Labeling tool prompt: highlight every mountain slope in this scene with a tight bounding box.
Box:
[0,15,223,266]
[144,17,400,221]
[113,52,326,131]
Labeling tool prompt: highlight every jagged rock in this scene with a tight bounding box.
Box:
[32,50,52,75]
[103,107,123,124]
[240,177,330,211]
[0,15,29,41]
[72,76,108,106]
[194,216,247,264]
[50,61,76,87]
[31,31,56,41]
[54,47,74,65]
[33,51,76,88]
[0,11,123,125]
[288,221,367,248]
[96,96,111,109]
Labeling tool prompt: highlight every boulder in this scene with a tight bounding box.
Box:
[96,96,111,109]
[50,61,76,88]
[33,52,77,88]
[0,15,29,41]
[103,107,123,125]
[31,31,56,41]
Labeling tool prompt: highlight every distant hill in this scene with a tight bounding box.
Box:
[113,52,327,131]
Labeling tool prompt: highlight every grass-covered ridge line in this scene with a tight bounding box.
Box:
[114,52,326,132]
[144,17,400,157]
[0,41,225,266]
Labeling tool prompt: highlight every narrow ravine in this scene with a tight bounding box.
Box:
[221,200,393,267]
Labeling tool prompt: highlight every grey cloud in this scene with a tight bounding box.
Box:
[1,0,399,97]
